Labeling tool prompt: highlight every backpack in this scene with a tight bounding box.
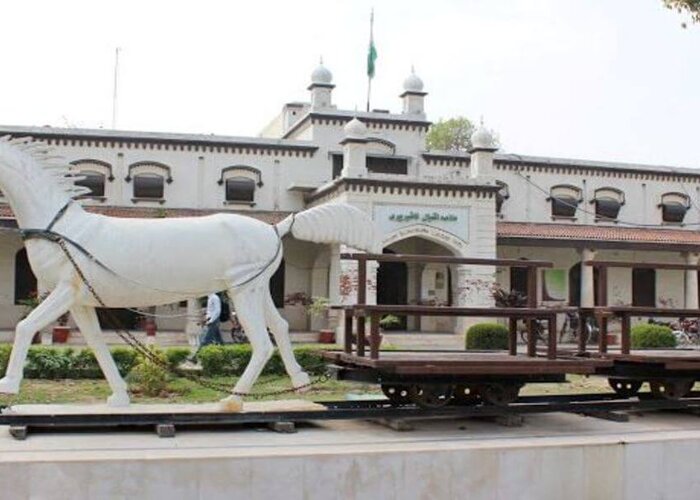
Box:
[219,295,231,322]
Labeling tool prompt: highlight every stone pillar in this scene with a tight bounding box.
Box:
[469,126,498,180]
[455,264,496,334]
[580,248,597,307]
[340,123,368,178]
[685,252,700,309]
[185,299,200,347]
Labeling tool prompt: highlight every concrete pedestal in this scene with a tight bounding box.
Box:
[0,410,698,499]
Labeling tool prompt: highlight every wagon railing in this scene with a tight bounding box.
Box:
[583,260,700,355]
[336,253,574,360]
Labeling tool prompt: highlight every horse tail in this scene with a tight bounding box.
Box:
[276,203,381,253]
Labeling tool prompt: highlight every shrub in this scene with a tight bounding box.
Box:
[631,324,677,349]
[198,344,251,376]
[466,323,509,350]
[0,344,11,375]
[197,344,328,377]
[71,349,101,378]
[25,347,74,379]
[0,343,329,380]
[128,347,169,396]
[110,347,139,376]
[165,347,191,369]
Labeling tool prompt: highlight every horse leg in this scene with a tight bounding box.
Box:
[70,305,130,407]
[263,292,310,388]
[0,282,76,393]
[219,287,274,412]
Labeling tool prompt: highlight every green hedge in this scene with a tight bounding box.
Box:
[197,344,327,377]
[466,323,509,350]
[0,344,328,379]
[631,324,677,349]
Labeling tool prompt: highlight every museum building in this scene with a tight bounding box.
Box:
[1,61,699,337]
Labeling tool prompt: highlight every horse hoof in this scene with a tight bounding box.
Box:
[107,392,130,407]
[291,371,311,391]
[0,377,20,394]
[219,395,243,413]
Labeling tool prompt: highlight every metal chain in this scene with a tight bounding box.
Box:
[56,239,330,399]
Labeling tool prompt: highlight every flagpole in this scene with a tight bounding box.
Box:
[111,47,120,129]
[366,9,374,112]
[366,77,372,113]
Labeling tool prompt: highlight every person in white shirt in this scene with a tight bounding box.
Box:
[189,293,223,360]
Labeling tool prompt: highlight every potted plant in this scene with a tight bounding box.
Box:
[52,312,71,343]
[306,297,335,343]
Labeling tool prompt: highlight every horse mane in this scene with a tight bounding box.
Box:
[0,135,91,198]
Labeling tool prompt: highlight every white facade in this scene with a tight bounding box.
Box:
[1,63,699,335]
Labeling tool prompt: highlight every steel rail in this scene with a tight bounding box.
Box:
[2,392,700,433]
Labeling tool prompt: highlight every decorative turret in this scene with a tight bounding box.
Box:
[469,122,498,179]
[340,117,368,178]
[308,59,335,110]
[400,67,427,118]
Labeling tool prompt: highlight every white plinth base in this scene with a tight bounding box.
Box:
[0,412,699,499]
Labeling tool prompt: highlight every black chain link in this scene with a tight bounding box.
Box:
[56,239,330,399]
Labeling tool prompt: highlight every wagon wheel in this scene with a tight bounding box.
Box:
[608,378,643,398]
[479,383,522,406]
[381,384,412,406]
[649,379,695,400]
[452,385,481,406]
[408,384,454,409]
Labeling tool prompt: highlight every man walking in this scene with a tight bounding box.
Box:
[187,293,223,363]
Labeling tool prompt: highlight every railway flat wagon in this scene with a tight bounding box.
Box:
[327,253,700,408]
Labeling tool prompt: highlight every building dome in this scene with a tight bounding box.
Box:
[344,117,367,138]
[471,125,496,150]
[311,62,333,85]
[403,69,424,92]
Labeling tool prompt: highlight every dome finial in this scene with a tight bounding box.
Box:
[344,116,367,139]
[310,59,333,85]
[403,67,424,92]
[471,119,496,151]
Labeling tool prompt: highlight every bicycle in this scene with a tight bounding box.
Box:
[559,312,598,346]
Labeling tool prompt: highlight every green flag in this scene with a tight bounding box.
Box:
[367,11,377,78]
[367,40,377,78]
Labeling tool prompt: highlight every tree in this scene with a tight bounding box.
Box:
[425,117,475,152]
[663,0,700,27]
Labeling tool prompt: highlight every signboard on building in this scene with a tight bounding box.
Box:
[373,204,469,244]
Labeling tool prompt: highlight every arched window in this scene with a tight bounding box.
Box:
[592,187,624,221]
[70,159,113,200]
[549,185,582,218]
[14,248,37,305]
[226,177,255,203]
[660,192,689,223]
[133,173,164,199]
[75,170,106,197]
[218,165,262,206]
[126,161,172,203]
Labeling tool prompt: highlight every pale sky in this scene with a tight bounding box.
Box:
[0,0,698,167]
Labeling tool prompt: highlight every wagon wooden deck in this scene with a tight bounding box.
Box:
[323,350,611,377]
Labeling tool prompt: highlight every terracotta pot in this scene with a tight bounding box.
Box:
[145,319,157,337]
[52,326,70,343]
[318,329,335,344]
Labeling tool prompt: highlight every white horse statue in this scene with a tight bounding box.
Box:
[0,136,379,411]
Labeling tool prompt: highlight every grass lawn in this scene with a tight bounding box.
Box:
[0,374,614,406]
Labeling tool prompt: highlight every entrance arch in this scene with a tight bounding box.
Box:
[377,235,457,333]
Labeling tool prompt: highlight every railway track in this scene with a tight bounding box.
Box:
[2,392,700,439]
